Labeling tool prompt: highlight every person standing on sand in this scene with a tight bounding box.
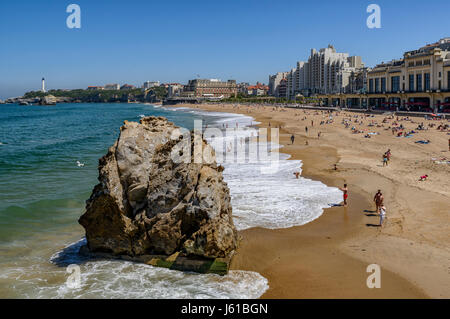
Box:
[339,184,348,206]
[291,134,295,145]
[374,190,384,214]
[305,126,308,134]
[386,149,392,162]
[382,153,388,166]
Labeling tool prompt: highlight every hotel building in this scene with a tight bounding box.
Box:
[183,79,237,98]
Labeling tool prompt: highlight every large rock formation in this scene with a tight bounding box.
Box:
[79,116,238,262]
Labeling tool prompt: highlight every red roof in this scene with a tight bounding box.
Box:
[248,84,269,90]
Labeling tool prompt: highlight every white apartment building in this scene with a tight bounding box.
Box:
[270,45,365,99]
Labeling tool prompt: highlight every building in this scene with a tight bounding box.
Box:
[143,81,160,90]
[348,68,369,94]
[318,38,450,113]
[41,77,46,93]
[183,79,237,98]
[120,84,135,90]
[87,86,104,90]
[237,82,250,95]
[277,78,288,98]
[270,45,365,99]
[167,83,184,97]
[247,82,269,96]
[104,84,120,90]
[366,38,450,111]
[268,72,288,97]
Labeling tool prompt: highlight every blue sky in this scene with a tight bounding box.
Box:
[0,0,449,99]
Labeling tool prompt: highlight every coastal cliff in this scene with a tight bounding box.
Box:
[78,117,238,274]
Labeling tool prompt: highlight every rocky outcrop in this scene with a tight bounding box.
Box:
[79,116,238,263]
[39,95,56,105]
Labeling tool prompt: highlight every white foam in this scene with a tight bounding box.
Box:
[0,238,269,299]
[48,262,268,299]
[181,107,343,230]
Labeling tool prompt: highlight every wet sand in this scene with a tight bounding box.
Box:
[173,103,450,299]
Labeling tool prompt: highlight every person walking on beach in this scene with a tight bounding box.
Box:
[382,153,388,166]
[374,190,384,214]
[305,126,308,134]
[339,184,348,206]
[386,149,392,162]
[291,134,295,145]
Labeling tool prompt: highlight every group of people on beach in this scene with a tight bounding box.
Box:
[337,185,386,227]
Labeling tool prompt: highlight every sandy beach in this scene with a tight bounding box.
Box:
[173,103,450,299]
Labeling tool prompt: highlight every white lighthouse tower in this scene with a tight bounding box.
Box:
[41,77,46,93]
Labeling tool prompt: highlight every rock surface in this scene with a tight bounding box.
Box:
[79,116,238,261]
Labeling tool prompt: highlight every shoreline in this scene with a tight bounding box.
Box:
[171,102,449,298]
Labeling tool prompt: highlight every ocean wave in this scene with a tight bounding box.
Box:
[177,106,343,230]
[0,239,269,299]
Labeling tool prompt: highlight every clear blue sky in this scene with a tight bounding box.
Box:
[0,0,449,99]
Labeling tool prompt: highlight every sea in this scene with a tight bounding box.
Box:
[0,103,342,298]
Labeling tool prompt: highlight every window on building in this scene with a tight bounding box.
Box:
[369,79,374,93]
[424,59,430,65]
[408,62,414,67]
[391,76,400,92]
[424,73,430,91]
[409,74,414,92]
[416,74,422,92]
[381,78,386,92]
[416,60,423,66]
[375,78,380,93]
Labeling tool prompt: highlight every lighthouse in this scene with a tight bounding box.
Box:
[41,77,46,93]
